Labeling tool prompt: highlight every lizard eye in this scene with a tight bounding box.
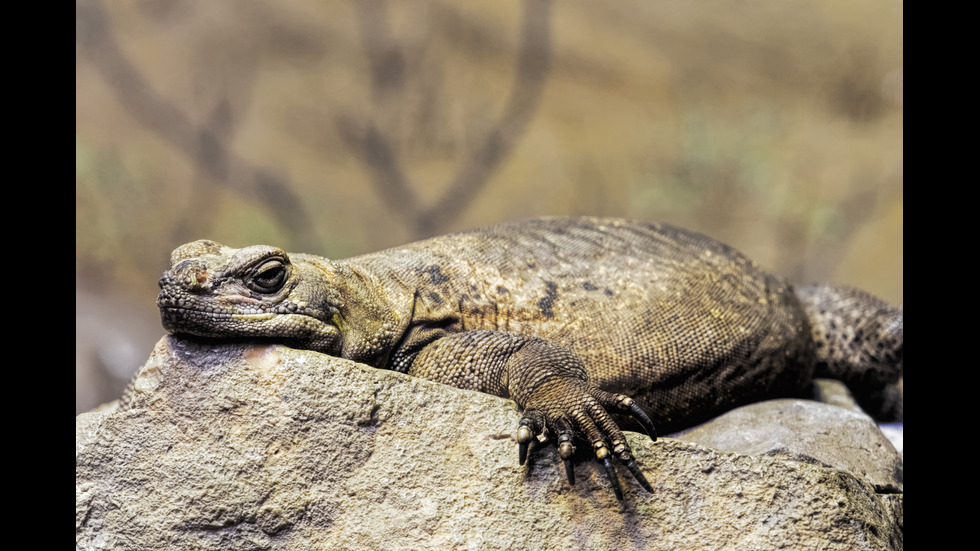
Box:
[247,259,288,293]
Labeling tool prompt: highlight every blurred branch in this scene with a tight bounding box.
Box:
[341,0,552,238]
[76,0,320,250]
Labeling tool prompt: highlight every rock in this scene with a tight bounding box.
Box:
[76,336,903,550]
[812,377,904,456]
[670,394,903,492]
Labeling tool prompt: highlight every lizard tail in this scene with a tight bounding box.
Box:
[794,284,903,421]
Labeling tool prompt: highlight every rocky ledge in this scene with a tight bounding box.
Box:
[76,336,902,550]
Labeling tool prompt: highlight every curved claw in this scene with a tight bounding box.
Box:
[623,457,653,493]
[598,452,624,501]
[563,458,576,486]
[627,400,658,441]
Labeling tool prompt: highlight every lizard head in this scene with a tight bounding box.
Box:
[157,240,343,353]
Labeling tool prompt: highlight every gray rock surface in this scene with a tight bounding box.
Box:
[671,390,903,492]
[76,336,903,550]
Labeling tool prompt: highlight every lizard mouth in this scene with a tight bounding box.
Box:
[159,304,340,345]
[160,307,343,356]
[159,305,275,326]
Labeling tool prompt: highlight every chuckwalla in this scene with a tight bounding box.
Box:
[155,217,904,500]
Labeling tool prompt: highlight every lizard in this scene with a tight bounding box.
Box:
[154,216,903,501]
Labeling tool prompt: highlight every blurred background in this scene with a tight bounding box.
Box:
[76,0,903,413]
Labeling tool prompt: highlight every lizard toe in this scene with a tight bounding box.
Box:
[518,378,655,502]
[516,410,547,466]
[555,418,577,485]
[575,392,653,501]
[594,390,658,441]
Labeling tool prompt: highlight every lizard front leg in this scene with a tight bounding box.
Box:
[404,330,657,501]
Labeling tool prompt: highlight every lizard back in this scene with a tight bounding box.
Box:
[350,217,816,430]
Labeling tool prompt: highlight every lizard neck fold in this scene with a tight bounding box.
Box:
[325,260,412,368]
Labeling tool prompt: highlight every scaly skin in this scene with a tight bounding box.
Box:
[155,217,903,501]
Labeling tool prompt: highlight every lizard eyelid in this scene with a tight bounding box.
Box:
[247,258,289,293]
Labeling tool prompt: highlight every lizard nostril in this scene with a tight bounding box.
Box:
[187,269,209,291]
[171,260,212,291]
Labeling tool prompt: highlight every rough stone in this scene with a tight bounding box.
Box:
[76,336,903,550]
[671,392,903,492]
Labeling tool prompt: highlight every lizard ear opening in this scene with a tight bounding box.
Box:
[246,258,290,293]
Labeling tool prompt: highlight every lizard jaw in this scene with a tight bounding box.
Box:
[159,306,342,353]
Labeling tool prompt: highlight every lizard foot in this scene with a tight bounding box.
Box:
[516,383,657,502]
